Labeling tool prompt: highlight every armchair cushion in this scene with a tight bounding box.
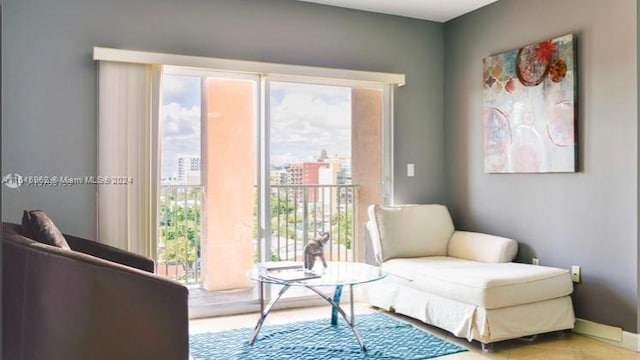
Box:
[448,231,518,263]
[21,210,71,250]
[370,204,454,261]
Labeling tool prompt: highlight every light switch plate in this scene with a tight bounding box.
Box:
[407,163,415,177]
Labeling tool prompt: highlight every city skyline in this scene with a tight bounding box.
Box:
[162,150,350,184]
[161,75,352,179]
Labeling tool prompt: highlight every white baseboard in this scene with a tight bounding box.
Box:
[189,295,329,319]
[573,318,639,352]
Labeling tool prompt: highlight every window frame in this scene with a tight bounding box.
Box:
[99,47,400,315]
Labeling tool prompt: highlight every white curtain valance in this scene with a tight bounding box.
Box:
[93,46,405,86]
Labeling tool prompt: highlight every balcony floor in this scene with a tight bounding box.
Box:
[188,285,258,308]
[188,283,334,318]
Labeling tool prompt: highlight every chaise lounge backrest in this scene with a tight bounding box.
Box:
[367,204,518,264]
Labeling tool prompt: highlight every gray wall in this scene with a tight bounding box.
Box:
[2,0,445,238]
[6,0,638,334]
[444,0,638,331]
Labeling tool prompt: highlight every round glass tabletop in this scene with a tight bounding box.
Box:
[248,261,386,287]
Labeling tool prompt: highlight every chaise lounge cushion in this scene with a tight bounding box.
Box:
[382,256,573,309]
[371,204,454,261]
[448,231,518,263]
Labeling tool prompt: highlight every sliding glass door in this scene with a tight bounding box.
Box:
[265,80,385,267]
[158,68,392,315]
[158,69,262,315]
[263,78,388,300]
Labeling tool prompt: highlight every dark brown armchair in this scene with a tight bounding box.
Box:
[3,222,189,360]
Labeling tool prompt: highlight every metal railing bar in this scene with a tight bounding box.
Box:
[313,187,318,239]
[183,188,188,283]
[292,188,297,261]
[303,190,309,247]
[276,187,280,260]
[337,187,341,262]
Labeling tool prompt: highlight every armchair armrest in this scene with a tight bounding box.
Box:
[366,221,383,265]
[448,231,518,263]
[64,233,155,273]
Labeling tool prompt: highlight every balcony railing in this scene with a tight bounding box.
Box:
[268,184,359,263]
[157,185,203,285]
[157,184,359,285]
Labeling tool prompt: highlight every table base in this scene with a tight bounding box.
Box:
[249,282,365,351]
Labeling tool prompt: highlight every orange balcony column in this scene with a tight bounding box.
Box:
[352,88,382,263]
[201,78,255,291]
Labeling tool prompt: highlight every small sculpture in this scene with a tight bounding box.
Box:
[303,232,330,271]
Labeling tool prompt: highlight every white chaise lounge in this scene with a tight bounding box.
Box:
[363,204,575,351]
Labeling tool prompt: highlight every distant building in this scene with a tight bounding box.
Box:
[178,156,201,185]
[318,148,329,162]
[270,169,287,186]
[318,162,341,186]
[277,150,351,202]
[330,155,351,184]
[319,162,342,208]
[286,163,303,185]
[186,170,201,185]
[161,176,180,185]
[285,161,329,202]
[286,162,329,185]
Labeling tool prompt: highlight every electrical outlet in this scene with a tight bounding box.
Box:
[571,265,581,283]
[532,258,539,266]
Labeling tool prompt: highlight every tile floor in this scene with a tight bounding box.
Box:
[189,303,640,359]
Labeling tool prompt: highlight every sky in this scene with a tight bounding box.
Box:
[161,75,201,178]
[160,75,351,178]
[270,81,351,167]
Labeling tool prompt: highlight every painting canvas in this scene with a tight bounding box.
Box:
[483,34,577,173]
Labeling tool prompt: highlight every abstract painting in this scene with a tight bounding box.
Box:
[483,34,577,173]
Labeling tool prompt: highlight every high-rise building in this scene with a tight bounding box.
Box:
[319,162,342,208]
[270,169,287,186]
[286,163,304,185]
[286,161,330,185]
[178,156,201,185]
[286,161,331,202]
[330,155,351,184]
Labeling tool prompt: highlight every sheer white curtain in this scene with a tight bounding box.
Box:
[97,61,161,259]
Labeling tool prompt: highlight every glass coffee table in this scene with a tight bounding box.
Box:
[247,262,386,351]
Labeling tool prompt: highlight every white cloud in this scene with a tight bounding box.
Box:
[161,102,201,177]
[163,76,187,97]
[162,75,200,105]
[270,152,297,166]
[270,82,351,166]
[160,78,355,174]
[162,102,200,138]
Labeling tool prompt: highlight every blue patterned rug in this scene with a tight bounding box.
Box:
[189,312,467,359]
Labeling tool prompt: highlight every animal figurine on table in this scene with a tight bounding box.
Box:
[303,232,330,271]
